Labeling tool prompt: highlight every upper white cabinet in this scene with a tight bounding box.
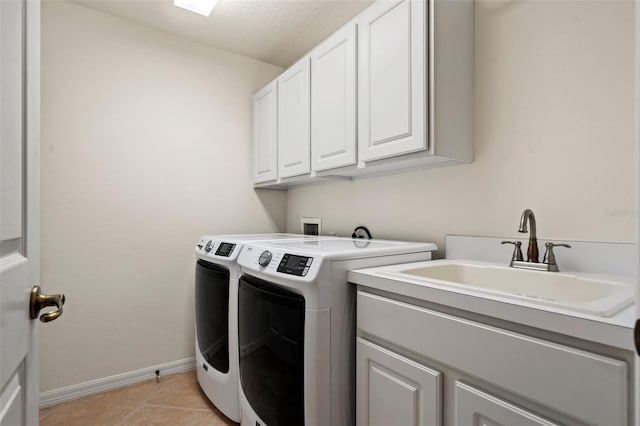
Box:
[354,0,474,171]
[277,58,311,179]
[357,0,426,163]
[253,81,278,183]
[253,0,473,188]
[311,24,357,172]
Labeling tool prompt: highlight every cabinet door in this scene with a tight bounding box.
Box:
[253,81,278,183]
[358,0,427,163]
[311,24,357,172]
[277,58,311,178]
[357,290,627,425]
[357,338,441,426]
[455,382,560,426]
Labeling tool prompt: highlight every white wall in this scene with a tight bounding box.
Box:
[40,1,285,391]
[287,0,637,257]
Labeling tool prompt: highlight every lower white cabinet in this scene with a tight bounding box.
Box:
[455,382,558,426]
[356,289,629,426]
[357,338,442,426]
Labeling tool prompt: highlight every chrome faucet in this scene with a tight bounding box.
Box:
[518,209,538,263]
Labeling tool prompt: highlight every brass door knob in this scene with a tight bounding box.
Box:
[30,286,66,323]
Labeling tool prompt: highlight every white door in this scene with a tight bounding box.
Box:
[253,81,278,183]
[635,2,640,424]
[277,57,311,179]
[311,24,357,172]
[1,1,63,424]
[357,0,427,164]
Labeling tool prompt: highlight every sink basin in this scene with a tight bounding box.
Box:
[379,262,634,317]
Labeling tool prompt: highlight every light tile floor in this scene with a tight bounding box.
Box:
[39,371,237,426]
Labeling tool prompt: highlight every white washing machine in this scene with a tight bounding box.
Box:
[194,233,340,422]
[236,238,437,425]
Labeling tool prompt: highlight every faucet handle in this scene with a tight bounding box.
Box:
[501,240,524,265]
[543,242,571,272]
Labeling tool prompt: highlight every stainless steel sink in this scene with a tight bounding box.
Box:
[379,262,634,317]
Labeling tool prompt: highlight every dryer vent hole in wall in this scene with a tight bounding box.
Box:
[301,217,322,235]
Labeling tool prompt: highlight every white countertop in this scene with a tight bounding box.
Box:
[348,259,636,351]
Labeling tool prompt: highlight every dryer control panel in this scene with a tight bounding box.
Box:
[195,237,239,261]
[277,254,313,277]
[215,242,236,257]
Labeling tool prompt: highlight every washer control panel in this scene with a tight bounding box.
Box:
[277,254,313,277]
[238,245,322,282]
[258,250,272,266]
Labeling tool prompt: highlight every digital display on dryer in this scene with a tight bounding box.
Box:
[214,242,236,257]
[277,254,312,276]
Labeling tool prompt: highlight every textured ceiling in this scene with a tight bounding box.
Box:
[68,0,373,67]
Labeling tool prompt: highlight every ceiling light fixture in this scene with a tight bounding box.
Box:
[173,0,219,17]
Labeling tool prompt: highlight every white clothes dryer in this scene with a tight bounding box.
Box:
[236,238,437,426]
[194,233,340,422]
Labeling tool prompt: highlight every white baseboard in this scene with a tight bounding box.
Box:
[39,357,196,408]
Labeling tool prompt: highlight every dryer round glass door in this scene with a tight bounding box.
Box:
[195,260,230,373]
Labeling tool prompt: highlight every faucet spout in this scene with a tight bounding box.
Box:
[518,209,539,262]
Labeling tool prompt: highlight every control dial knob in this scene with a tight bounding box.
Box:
[204,241,214,253]
[258,250,272,266]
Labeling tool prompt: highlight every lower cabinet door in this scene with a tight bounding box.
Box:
[357,338,442,426]
[455,382,560,426]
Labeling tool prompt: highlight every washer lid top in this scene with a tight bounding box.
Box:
[246,238,438,260]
